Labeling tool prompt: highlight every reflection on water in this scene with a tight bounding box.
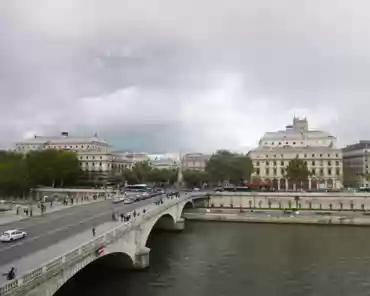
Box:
[56,222,370,296]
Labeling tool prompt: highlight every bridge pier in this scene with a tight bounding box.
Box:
[173,218,185,231]
[134,247,150,269]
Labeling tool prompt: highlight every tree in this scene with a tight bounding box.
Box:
[205,150,254,185]
[132,161,152,183]
[285,157,311,189]
[25,150,80,188]
[183,170,208,188]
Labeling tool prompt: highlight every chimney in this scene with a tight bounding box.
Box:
[61,132,69,137]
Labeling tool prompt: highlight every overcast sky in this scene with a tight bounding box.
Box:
[1,0,370,152]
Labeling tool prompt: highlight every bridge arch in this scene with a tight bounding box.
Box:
[54,252,133,296]
[141,213,177,247]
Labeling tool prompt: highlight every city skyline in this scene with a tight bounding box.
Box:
[1,1,370,152]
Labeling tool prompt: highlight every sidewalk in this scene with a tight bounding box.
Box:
[0,197,109,226]
[0,220,119,285]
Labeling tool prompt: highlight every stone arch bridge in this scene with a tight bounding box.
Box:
[0,194,204,296]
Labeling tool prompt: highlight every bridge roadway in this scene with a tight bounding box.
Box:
[0,196,166,268]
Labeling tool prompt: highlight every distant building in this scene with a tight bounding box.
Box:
[15,132,134,175]
[181,153,210,171]
[342,141,370,188]
[248,117,343,190]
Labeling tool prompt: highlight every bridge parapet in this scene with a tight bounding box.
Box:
[0,194,192,296]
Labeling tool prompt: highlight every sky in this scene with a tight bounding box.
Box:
[1,0,370,153]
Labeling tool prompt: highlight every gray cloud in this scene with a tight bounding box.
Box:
[1,0,370,152]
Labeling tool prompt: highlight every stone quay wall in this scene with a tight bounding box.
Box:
[205,192,370,211]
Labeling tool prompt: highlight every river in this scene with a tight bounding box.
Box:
[57,221,370,296]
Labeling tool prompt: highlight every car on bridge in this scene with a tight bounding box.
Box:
[0,229,27,242]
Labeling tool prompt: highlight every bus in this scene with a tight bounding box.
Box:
[125,184,150,192]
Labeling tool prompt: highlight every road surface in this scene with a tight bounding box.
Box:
[0,196,164,267]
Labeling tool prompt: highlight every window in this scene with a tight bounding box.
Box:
[273,168,277,175]
[256,161,260,166]
[336,168,340,176]
[293,142,296,145]
[265,168,270,175]
[92,156,95,159]
[100,156,102,159]
[328,168,332,175]
[311,168,315,175]
[281,161,284,166]
[296,154,299,158]
[271,142,275,145]
[312,154,315,157]
[273,161,277,166]
[328,161,332,166]
[278,142,281,145]
[319,154,323,157]
[328,154,331,157]
[336,153,339,157]
[265,155,268,158]
[266,161,269,165]
[256,168,260,175]
[99,162,102,166]
[304,154,307,158]
[320,169,324,176]
[336,161,339,166]
[281,154,284,158]
[281,168,285,175]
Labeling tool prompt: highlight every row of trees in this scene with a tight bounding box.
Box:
[0,150,80,197]
[117,150,254,187]
[0,147,344,197]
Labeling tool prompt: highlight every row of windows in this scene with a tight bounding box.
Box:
[263,140,331,146]
[17,144,100,150]
[254,153,340,159]
[80,162,132,169]
[255,160,341,167]
[255,167,341,177]
[80,156,103,160]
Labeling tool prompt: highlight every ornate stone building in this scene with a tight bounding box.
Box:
[248,118,343,190]
[15,132,134,175]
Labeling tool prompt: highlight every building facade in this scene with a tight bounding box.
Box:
[15,132,135,175]
[342,141,370,188]
[248,118,343,190]
[181,153,210,171]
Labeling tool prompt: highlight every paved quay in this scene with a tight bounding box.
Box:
[0,197,108,226]
[0,220,119,285]
[183,209,370,226]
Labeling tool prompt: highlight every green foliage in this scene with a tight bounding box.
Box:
[285,157,311,184]
[122,161,178,185]
[182,170,208,187]
[205,150,254,184]
[0,149,81,198]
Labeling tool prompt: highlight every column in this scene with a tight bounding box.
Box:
[308,178,312,190]
[134,247,150,269]
[277,179,281,191]
[285,179,289,190]
[325,179,328,189]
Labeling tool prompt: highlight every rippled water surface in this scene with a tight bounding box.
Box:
[58,222,370,296]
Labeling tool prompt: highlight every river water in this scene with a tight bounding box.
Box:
[58,221,370,296]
